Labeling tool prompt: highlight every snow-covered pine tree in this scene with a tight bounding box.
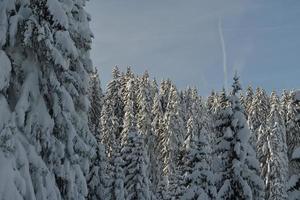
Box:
[264,92,288,200]
[151,93,165,197]
[150,79,159,107]
[104,66,124,140]
[120,77,137,143]
[248,87,271,150]
[120,67,136,110]
[215,74,264,200]
[122,131,151,200]
[285,91,300,199]
[137,71,153,144]
[1,0,98,199]
[206,90,217,113]
[88,69,104,139]
[159,79,172,113]
[280,90,292,125]
[137,71,157,198]
[87,69,111,200]
[121,76,151,200]
[0,45,43,199]
[243,86,254,119]
[211,88,229,183]
[158,84,185,199]
[180,99,216,200]
[113,152,126,200]
[87,144,112,200]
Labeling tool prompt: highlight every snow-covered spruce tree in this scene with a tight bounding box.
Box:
[0,47,45,199]
[180,87,193,124]
[121,77,151,200]
[150,78,159,108]
[86,68,111,200]
[180,100,216,200]
[101,67,124,161]
[151,93,166,197]
[206,90,217,113]
[243,86,254,119]
[159,79,172,113]
[248,87,271,150]
[214,74,264,200]
[137,71,157,198]
[285,91,300,198]
[88,69,104,139]
[137,71,153,144]
[120,67,137,112]
[122,131,151,200]
[120,77,138,143]
[87,144,112,200]
[280,90,292,125]
[104,66,124,140]
[158,84,185,199]
[100,101,119,159]
[264,92,288,200]
[1,0,98,199]
[113,152,126,200]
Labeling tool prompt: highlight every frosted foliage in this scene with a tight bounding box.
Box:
[0,0,96,199]
[46,0,69,28]
[0,51,11,91]
[214,77,264,200]
[55,31,78,59]
[0,151,24,200]
[294,90,300,101]
[122,132,150,200]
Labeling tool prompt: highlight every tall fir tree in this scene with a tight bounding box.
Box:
[121,77,151,200]
[0,0,98,199]
[248,87,271,150]
[158,84,185,199]
[151,93,165,197]
[243,86,254,119]
[180,99,216,200]
[215,74,264,199]
[88,69,104,139]
[264,92,288,200]
[285,91,300,199]
[137,71,157,197]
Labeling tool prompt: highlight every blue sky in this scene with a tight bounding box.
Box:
[86,0,300,95]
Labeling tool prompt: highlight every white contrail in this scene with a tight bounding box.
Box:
[218,18,228,91]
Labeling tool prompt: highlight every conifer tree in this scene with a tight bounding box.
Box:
[88,69,104,139]
[215,74,264,199]
[243,86,254,119]
[1,0,97,199]
[248,87,271,150]
[105,66,124,139]
[121,76,151,200]
[159,79,172,113]
[87,144,112,200]
[113,153,125,200]
[285,91,300,199]
[281,90,292,125]
[137,71,157,197]
[158,85,185,199]
[264,92,288,200]
[151,93,165,195]
[206,90,217,113]
[180,100,216,200]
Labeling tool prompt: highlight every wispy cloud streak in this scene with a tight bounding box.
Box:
[218,18,228,91]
